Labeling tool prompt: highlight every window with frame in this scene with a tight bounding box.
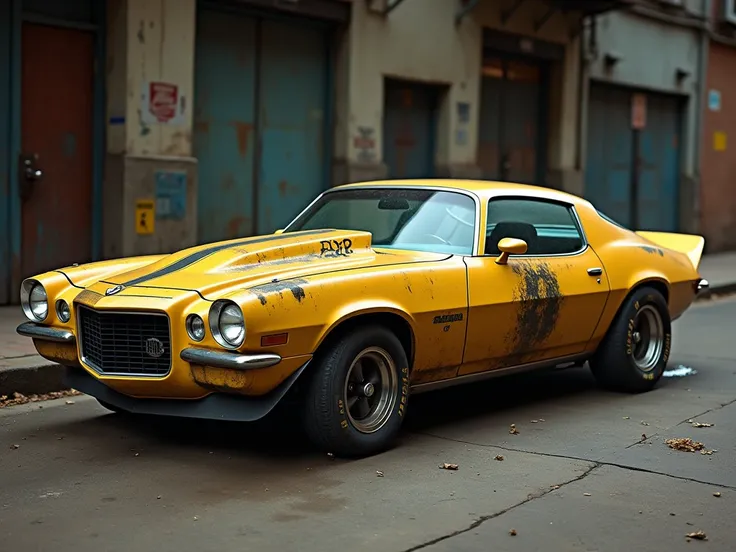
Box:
[485,198,584,256]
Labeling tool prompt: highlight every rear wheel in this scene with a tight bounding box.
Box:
[302,325,410,457]
[590,286,672,393]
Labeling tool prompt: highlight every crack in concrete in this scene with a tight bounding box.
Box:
[674,396,736,427]
[414,432,736,491]
[402,462,600,552]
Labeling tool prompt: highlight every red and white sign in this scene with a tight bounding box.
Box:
[631,93,647,130]
[141,81,185,125]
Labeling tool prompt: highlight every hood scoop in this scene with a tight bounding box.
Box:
[213,229,374,273]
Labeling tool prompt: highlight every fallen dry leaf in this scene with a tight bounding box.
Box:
[494,455,505,461]
[641,421,650,426]
[713,492,721,498]
[685,531,707,541]
[583,493,592,497]
[10,444,19,450]
[665,438,704,452]
[376,471,384,477]
[550,485,561,490]
[0,389,81,409]
[509,529,517,536]
[440,463,459,471]
[509,424,520,435]
[690,421,714,428]
[623,416,630,420]
[701,449,717,455]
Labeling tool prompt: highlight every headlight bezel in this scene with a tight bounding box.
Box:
[186,313,206,342]
[209,300,246,349]
[20,280,49,322]
[55,299,71,323]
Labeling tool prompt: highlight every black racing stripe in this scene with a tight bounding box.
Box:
[121,229,335,287]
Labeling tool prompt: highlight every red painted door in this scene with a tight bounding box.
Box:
[20,23,94,277]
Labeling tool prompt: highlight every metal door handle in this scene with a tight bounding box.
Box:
[587,267,603,276]
[25,166,42,180]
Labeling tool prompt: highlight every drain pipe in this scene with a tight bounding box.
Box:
[693,0,711,234]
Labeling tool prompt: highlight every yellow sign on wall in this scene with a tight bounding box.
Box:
[135,199,155,235]
[714,131,727,152]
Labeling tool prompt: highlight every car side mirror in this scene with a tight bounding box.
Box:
[274,229,284,234]
[495,237,528,265]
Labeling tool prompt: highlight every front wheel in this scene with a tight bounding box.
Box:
[590,286,672,393]
[302,325,410,457]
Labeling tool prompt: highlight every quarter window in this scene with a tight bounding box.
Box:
[485,198,584,256]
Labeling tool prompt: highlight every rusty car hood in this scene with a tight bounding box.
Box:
[85,229,450,300]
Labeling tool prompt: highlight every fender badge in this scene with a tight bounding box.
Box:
[105,285,124,296]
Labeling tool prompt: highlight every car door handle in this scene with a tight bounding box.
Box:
[587,268,603,276]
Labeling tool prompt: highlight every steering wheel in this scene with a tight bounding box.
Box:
[425,234,451,245]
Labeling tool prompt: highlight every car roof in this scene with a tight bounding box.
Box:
[333,179,591,207]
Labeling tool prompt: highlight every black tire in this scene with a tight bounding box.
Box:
[302,325,410,458]
[590,286,672,393]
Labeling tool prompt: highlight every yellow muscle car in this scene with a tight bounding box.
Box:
[17,180,708,457]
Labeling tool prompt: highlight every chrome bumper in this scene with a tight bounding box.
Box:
[180,348,281,370]
[17,322,75,343]
[696,278,710,294]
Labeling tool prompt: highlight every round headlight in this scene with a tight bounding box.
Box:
[209,301,245,349]
[186,314,206,341]
[56,299,71,323]
[28,283,48,321]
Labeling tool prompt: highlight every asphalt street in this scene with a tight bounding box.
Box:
[2,296,736,552]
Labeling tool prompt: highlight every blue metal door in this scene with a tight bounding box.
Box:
[258,19,327,234]
[638,93,681,231]
[585,83,633,226]
[194,9,257,243]
[585,83,681,231]
[383,79,437,179]
[194,8,328,243]
[478,57,544,184]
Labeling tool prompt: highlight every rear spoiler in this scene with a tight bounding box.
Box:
[635,231,705,270]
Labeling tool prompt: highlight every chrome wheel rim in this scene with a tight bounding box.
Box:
[631,305,665,372]
[343,347,399,434]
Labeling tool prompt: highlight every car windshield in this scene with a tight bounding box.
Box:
[285,188,477,255]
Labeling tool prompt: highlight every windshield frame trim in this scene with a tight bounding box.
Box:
[282,185,483,255]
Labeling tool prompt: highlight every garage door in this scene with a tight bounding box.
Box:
[193,8,328,243]
[585,83,682,231]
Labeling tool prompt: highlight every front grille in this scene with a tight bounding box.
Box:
[78,306,172,377]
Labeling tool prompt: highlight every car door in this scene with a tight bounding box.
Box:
[460,197,611,376]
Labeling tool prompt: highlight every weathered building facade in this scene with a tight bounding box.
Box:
[701,0,736,252]
[0,0,634,305]
[581,0,708,234]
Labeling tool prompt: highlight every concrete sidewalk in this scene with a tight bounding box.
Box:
[1,251,735,396]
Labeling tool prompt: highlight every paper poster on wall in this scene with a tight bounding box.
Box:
[155,171,187,220]
[141,81,186,125]
[714,131,727,152]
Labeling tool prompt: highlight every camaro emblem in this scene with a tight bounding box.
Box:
[145,337,165,358]
[105,285,124,296]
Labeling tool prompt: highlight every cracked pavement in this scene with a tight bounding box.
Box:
[2,297,736,551]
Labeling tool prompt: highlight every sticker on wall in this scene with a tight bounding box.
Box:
[708,90,721,112]
[135,199,155,235]
[714,131,727,152]
[631,93,647,130]
[455,129,468,146]
[353,126,377,163]
[457,102,470,124]
[141,81,185,125]
[155,171,187,220]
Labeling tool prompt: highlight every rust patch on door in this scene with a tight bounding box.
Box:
[230,121,253,157]
[506,260,564,356]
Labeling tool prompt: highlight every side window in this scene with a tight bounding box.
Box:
[485,198,584,256]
